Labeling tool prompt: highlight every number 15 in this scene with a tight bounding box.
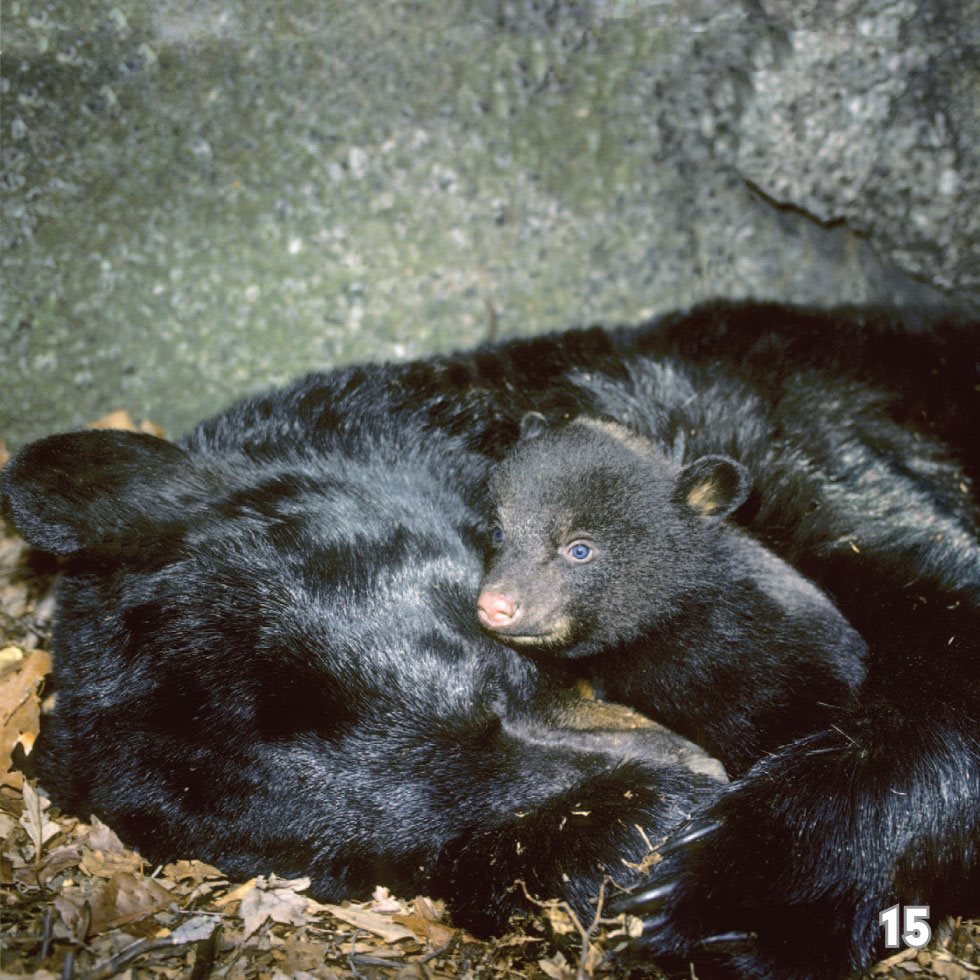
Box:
[879,904,931,949]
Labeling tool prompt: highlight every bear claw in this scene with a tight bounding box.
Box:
[613,874,681,913]
[697,931,757,955]
[634,912,670,936]
[655,817,721,857]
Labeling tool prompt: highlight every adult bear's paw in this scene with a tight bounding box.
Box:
[619,696,980,979]
[614,734,896,980]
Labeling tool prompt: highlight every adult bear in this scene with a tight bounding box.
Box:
[1,403,726,936]
[2,301,978,979]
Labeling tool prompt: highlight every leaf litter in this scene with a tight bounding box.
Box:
[0,417,977,979]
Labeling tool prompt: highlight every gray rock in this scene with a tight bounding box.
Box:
[731,0,979,298]
[0,1,974,447]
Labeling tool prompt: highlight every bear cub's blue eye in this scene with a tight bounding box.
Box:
[566,542,593,562]
[490,527,505,546]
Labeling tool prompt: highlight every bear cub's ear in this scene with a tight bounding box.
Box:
[673,455,751,521]
[1,430,200,558]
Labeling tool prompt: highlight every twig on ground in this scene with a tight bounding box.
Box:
[515,878,605,980]
[347,928,366,979]
[418,932,459,963]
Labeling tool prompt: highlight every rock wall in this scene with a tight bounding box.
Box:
[1,1,975,444]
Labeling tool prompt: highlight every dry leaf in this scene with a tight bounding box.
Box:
[411,895,444,922]
[80,845,145,879]
[281,935,329,973]
[370,884,408,914]
[20,781,60,861]
[88,410,140,432]
[240,875,312,937]
[538,950,574,979]
[139,419,167,438]
[319,903,416,943]
[98,872,174,931]
[544,903,577,936]
[58,871,173,935]
[603,912,648,941]
[3,770,23,791]
[87,410,165,438]
[167,915,219,944]
[494,934,546,947]
[0,811,16,837]
[0,645,25,673]
[13,844,83,885]
[214,876,257,908]
[163,858,226,884]
[390,913,456,947]
[389,892,460,947]
[88,814,127,853]
[165,859,228,903]
[932,961,975,980]
[1,649,52,778]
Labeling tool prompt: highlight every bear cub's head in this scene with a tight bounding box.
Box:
[477,414,750,659]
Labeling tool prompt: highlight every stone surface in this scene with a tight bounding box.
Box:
[732,0,979,298]
[1,1,975,447]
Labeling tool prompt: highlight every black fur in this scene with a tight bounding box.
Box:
[479,417,868,775]
[2,300,977,979]
[1,409,722,936]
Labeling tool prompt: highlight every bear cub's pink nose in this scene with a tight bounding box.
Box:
[477,591,519,630]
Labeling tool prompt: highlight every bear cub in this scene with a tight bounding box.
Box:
[478,415,868,775]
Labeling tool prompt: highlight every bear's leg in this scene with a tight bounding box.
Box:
[618,556,979,978]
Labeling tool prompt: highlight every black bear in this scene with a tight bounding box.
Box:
[2,300,978,980]
[1,412,725,937]
[477,415,868,776]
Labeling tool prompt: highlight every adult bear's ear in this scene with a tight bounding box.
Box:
[1,430,202,557]
[519,411,549,440]
[673,455,751,520]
